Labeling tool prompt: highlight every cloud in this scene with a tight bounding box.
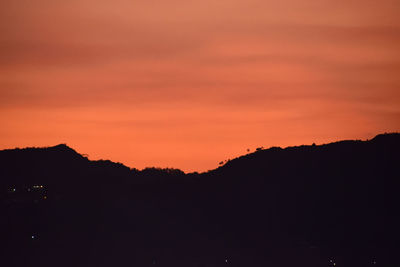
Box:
[0,0,399,171]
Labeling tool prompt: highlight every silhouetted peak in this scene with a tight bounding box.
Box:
[210,132,400,176]
[46,144,84,158]
[52,143,69,148]
[371,132,400,142]
[51,143,75,152]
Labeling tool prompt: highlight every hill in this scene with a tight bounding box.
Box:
[0,133,399,267]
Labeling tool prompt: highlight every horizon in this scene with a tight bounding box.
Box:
[1,132,397,172]
[1,0,399,172]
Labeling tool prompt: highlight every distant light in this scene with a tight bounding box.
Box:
[225,259,228,263]
[43,196,47,200]
[31,235,35,239]
[333,263,336,266]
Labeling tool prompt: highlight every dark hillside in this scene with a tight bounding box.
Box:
[0,133,399,266]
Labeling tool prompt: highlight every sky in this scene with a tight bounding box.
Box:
[1,0,399,172]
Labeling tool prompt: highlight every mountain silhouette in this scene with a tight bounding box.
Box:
[0,133,399,267]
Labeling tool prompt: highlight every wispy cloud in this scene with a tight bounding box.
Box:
[0,0,399,171]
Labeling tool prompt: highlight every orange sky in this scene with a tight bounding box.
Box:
[1,0,399,172]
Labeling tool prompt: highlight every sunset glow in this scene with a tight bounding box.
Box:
[1,0,399,172]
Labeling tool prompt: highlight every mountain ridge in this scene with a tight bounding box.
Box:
[1,132,399,267]
[1,132,398,174]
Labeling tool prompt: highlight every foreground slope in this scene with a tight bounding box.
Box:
[0,133,399,267]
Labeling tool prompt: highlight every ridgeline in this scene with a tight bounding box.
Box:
[1,133,399,267]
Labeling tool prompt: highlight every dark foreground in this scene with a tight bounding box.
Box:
[1,133,399,266]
